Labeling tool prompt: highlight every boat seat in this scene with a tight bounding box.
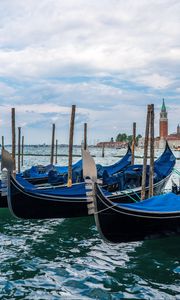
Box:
[124,169,142,189]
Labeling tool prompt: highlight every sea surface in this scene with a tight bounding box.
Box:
[0,146,180,299]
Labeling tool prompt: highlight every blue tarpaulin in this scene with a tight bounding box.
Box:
[97,146,132,177]
[103,143,176,188]
[55,160,82,175]
[16,174,111,197]
[116,192,180,213]
[23,164,53,178]
[22,146,132,184]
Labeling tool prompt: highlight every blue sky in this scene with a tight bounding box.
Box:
[0,0,179,144]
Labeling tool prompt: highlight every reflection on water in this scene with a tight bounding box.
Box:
[0,146,180,299]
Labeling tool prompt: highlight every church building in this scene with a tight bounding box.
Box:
[157,99,180,149]
[138,99,180,149]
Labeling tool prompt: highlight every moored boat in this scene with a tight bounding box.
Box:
[0,145,132,208]
[92,185,180,243]
[83,146,180,243]
[5,143,176,219]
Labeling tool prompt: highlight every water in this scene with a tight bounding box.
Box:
[0,146,180,299]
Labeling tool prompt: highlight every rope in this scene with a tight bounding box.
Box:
[173,168,180,176]
[94,194,139,215]
[94,202,118,215]
[119,190,138,202]
[128,189,141,201]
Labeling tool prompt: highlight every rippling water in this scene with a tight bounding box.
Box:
[0,146,180,299]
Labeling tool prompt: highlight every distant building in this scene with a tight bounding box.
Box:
[138,99,180,149]
[158,99,180,148]
[158,99,169,148]
[110,137,114,143]
[159,98,168,139]
[166,124,180,148]
[96,141,128,148]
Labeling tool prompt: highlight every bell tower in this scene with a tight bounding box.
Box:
[177,124,180,136]
[159,98,168,139]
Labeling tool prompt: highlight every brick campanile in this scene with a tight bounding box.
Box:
[159,98,168,139]
[177,124,180,135]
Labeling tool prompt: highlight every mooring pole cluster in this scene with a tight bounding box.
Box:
[6,103,154,195]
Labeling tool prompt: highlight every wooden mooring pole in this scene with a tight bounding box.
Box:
[131,122,136,165]
[67,105,76,187]
[84,123,87,150]
[102,143,105,157]
[149,104,154,198]
[18,127,21,173]
[50,123,55,165]
[141,105,151,200]
[2,136,4,149]
[11,108,16,170]
[55,139,58,164]
[21,135,24,166]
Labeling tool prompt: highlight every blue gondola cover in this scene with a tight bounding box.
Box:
[115,192,180,213]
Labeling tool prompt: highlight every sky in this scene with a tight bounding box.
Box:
[0,0,179,144]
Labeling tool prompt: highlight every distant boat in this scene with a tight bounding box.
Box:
[174,146,180,151]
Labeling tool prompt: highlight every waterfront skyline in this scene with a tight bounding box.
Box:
[0,0,179,144]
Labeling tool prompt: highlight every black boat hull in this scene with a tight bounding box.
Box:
[94,184,180,243]
[7,173,170,219]
[0,176,48,209]
[0,146,132,209]
[1,176,167,210]
[0,194,8,208]
[8,175,89,219]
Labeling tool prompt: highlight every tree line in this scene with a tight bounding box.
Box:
[115,133,142,144]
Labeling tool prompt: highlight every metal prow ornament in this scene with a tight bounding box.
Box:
[82,148,97,215]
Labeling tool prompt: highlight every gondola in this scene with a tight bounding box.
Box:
[6,143,175,219]
[99,141,176,203]
[92,184,180,243]
[96,144,132,177]
[47,144,132,185]
[83,147,180,243]
[6,144,132,185]
[22,159,83,185]
[1,145,132,185]
[0,145,132,208]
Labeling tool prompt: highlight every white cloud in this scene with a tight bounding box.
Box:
[0,0,179,143]
[0,0,180,78]
[136,73,173,89]
[0,82,16,97]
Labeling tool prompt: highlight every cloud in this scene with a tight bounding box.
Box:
[135,73,173,89]
[0,0,179,143]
